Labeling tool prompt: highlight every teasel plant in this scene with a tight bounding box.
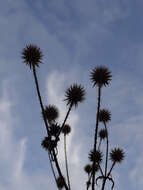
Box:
[22,44,86,190]
[22,44,125,190]
[83,67,125,190]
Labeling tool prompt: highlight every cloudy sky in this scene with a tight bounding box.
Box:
[1,0,143,189]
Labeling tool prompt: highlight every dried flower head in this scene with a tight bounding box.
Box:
[41,136,57,151]
[99,129,108,140]
[44,105,59,122]
[50,123,61,137]
[84,164,92,174]
[62,124,71,135]
[99,109,111,123]
[22,44,43,69]
[90,66,112,87]
[88,150,103,163]
[56,176,65,189]
[110,148,125,163]
[64,84,85,107]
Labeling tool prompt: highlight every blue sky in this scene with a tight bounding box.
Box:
[1,0,143,189]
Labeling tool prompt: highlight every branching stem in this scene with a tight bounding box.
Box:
[92,86,101,190]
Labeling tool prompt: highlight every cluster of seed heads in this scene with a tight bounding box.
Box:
[22,44,125,190]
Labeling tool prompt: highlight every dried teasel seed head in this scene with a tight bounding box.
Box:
[99,129,108,140]
[99,109,111,123]
[62,124,71,135]
[90,66,112,87]
[43,105,59,122]
[110,148,125,163]
[50,123,61,137]
[88,150,103,163]
[41,136,57,151]
[84,164,92,174]
[22,44,43,69]
[64,84,85,107]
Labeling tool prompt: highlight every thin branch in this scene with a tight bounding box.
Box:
[98,138,102,150]
[52,150,69,190]
[101,123,109,190]
[107,162,116,178]
[92,86,101,190]
[32,65,49,134]
[104,122,109,177]
[64,134,71,190]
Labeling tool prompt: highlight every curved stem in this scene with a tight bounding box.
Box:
[64,134,71,190]
[104,123,109,177]
[32,65,69,190]
[56,103,73,141]
[92,86,101,190]
[32,65,49,134]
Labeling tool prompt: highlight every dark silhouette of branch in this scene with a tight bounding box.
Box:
[64,134,71,190]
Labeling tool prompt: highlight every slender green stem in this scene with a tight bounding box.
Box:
[92,86,101,190]
[64,134,71,190]
[56,103,73,141]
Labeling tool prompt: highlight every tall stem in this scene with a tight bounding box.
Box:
[104,123,109,177]
[32,66,69,190]
[64,134,71,190]
[32,65,49,134]
[101,123,109,190]
[48,152,61,190]
[53,150,69,190]
[92,86,101,190]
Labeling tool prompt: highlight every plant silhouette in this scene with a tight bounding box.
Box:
[21,44,125,190]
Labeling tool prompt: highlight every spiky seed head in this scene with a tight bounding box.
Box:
[44,105,59,122]
[99,109,111,123]
[22,44,43,69]
[50,123,61,136]
[110,148,125,163]
[56,176,65,189]
[41,136,57,151]
[99,129,108,140]
[64,84,85,107]
[84,164,92,174]
[90,66,112,87]
[62,124,71,135]
[88,150,103,163]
